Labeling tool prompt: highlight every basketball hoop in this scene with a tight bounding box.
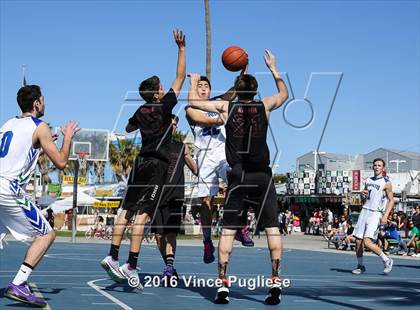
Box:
[75,151,90,170]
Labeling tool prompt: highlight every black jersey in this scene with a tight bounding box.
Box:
[161,140,185,203]
[128,88,177,162]
[225,101,270,171]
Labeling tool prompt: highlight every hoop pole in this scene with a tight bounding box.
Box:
[72,160,79,243]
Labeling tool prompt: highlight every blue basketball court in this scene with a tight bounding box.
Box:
[1,241,419,309]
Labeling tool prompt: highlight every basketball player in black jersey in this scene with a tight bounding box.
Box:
[188,50,288,305]
[152,115,198,282]
[101,29,186,288]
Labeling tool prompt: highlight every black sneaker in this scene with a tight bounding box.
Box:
[265,277,282,305]
[214,286,229,304]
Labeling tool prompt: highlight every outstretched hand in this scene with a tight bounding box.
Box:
[263,49,276,70]
[173,29,186,48]
[240,63,249,76]
[188,73,200,86]
[61,121,80,139]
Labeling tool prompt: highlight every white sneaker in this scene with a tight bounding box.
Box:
[383,258,393,274]
[352,265,366,274]
[119,263,143,289]
[100,256,125,283]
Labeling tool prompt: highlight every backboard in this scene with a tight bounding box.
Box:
[55,128,110,161]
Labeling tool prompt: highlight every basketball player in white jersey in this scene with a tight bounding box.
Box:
[0,85,79,307]
[352,158,394,274]
[186,76,254,264]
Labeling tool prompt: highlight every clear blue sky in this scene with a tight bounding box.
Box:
[1,0,419,173]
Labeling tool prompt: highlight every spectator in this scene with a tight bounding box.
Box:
[278,212,287,236]
[325,217,340,240]
[327,208,333,230]
[306,212,315,235]
[330,216,348,249]
[397,211,407,238]
[94,216,105,233]
[406,220,420,256]
[341,220,355,250]
[322,209,329,234]
[386,213,408,255]
[412,205,420,229]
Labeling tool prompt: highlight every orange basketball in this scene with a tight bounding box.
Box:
[222,46,248,72]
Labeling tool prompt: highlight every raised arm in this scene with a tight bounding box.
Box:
[261,50,289,113]
[170,29,186,97]
[35,121,79,169]
[188,73,228,121]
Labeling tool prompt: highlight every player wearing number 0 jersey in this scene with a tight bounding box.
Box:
[0,85,79,307]
[352,158,394,275]
[187,77,254,265]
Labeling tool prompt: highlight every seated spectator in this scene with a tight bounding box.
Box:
[386,213,408,255]
[325,217,340,240]
[340,220,355,250]
[412,205,420,229]
[330,216,348,249]
[306,212,315,235]
[406,220,420,256]
[94,215,105,233]
[397,211,407,237]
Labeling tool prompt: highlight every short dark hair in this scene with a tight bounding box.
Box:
[373,158,386,167]
[199,76,211,89]
[138,75,160,102]
[234,74,258,100]
[17,85,42,113]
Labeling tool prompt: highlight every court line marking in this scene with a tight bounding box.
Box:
[349,299,376,302]
[29,283,52,310]
[87,278,133,310]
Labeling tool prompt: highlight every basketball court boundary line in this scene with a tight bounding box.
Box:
[87,278,133,310]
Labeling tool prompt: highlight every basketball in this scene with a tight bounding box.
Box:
[221,46,248,72]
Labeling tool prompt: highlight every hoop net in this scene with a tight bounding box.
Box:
[75,151,90,170]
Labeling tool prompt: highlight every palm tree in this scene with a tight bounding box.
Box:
[172,129,186,143]
[204,0,211,80]
[92,161,105,184]
[109,138,140,183]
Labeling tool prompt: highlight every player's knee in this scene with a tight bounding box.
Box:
[219,244,231,257]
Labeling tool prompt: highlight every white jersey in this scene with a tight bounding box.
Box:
[0,117,41,198]
[190,111,226,152]
[363,176,390,212]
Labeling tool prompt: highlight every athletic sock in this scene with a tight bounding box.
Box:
[109,244,120,261]
[203,228,212,243]
[12,262,33,285]
[165,254,175,268]
[357,256,363,266]
[379,252,389,263]
[127,251,139,269]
